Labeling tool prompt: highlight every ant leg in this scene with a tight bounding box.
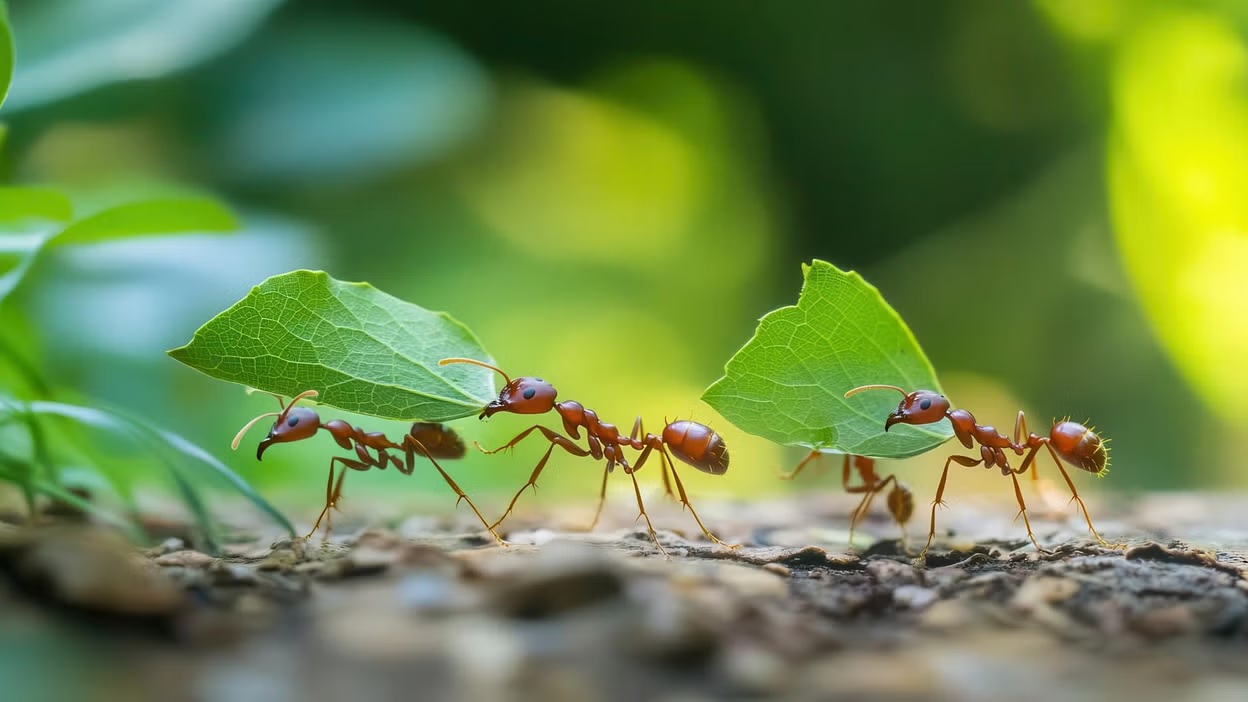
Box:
[920,454,982,557]
[1043,443,1110,547]
[477,424,586,456]
[777,449,822,480]
[308,456,369,540]
[1008,470,1047,554]
[626,467,667,556]
[489,443,559,531]
[401,436,507,546]
[639,446,738,549]
[583,463,611,532]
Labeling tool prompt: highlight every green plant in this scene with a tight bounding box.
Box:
[0,187,296,550]
[703,260,953,459]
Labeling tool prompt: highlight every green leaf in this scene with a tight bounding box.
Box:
[0,195,235,306]
[51,196,236,246]
[702,260,953,459]
[207,17,488,184]
[169,270,497,422]
[0,187,74,225]
[0,0,13,110]
[3,0,282,111]
[24,400,295,542]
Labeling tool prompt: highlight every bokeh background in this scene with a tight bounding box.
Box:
[2,0,1247,532]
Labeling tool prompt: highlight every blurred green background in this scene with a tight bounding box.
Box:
[3,0,1247,530]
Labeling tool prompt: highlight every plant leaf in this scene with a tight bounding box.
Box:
[0,195,235,307]
[0,187,74,225]
[24,400,295,540]
[0,0,12,110]
[51,197,236,246]
[3,0,281,111]
[168,270,498,422]
[702,260,953,459]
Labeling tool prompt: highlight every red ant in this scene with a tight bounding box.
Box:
[439,358,736,554]
[780,452,914,547]
[844,384,1111,556]
[231,390,504,544]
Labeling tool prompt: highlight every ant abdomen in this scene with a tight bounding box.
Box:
[663,420,729,475]
[409,422,466,459]
[887,484,914,525]
[1049,421,1108,476]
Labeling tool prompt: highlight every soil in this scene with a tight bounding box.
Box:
[3,491,1248,701]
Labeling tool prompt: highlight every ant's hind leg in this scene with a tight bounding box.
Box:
[655,449,739,549]
[1043,444,1112,547]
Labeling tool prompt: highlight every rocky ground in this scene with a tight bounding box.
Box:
[3,491,1248,701]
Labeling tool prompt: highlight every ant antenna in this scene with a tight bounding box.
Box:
[844,384,908,399]
[440,357,512,385]
[231,389,320,450]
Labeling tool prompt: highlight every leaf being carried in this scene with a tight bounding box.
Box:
[702,260,952,459]
[168,270,497,422]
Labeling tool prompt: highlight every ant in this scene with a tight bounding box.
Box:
[844,384,1110,556]
[439,358,736,554]
[780,452,914,548]
[231,390,504,544]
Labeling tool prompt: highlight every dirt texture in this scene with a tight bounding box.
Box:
[3,491,1248,701]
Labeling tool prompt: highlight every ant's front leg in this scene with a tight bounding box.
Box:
[637,443,739,550]
[485,425,590,531]
[309,454,374,540]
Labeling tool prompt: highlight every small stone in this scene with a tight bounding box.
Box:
[761,563,791,577]
[866,559,922,586]
[1133,604,1199,638]
[154,550,216,568]
[708,563,789,600]
[892,585,938,610]
[158,537,186,554]
[397,572,459,613]
[258,548,300,572]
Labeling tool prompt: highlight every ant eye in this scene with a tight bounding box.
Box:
[919,399,932,411]
[287,416,299,427]
[523,388,536,400]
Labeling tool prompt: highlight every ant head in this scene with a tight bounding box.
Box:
[438,357,557,419]
[844,384,949,431]
[232,390,322,460]
[484,377,557,418]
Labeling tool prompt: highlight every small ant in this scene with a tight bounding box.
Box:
[780,452,914,547]
[844,384,1110,556]
[232,390,504,544]
[439,358,736,554]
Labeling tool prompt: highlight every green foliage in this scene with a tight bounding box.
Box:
[206,16,488,184]
[20,400,297,549]
[703,260,953,459]
[169,270,497,422]
[0,0,12,110]
[2,0,282,111]
[0,193,236,305]
[0,185,293,546]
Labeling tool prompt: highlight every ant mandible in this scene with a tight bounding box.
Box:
[232,390,505,544]
[439,358,737,554]
[779,452,914,548]
[844,384,1111,556]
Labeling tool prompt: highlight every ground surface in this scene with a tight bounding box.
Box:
[4,491,1248,701]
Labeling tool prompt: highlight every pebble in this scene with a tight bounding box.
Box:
[154,550,217,568]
